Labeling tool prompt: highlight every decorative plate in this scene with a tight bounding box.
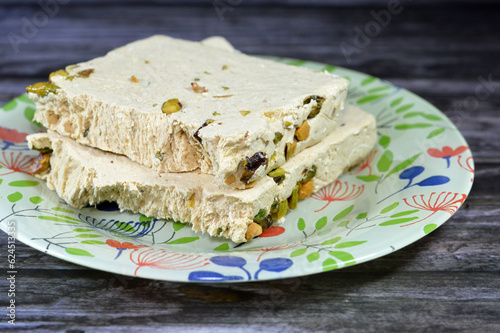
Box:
[0,58,474,282]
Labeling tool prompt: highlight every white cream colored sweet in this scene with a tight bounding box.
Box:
[200,36,236,51]
[29,35,349,188]
[28,105,376,243]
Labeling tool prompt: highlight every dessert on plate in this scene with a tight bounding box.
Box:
[27,35,349,189]
[28,105,376,243]
[26,35,377,242]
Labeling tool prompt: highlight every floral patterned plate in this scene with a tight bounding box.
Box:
[0,59,474,282]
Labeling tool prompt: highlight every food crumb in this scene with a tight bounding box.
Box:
[77,69,94,78]
[191,82,207,93]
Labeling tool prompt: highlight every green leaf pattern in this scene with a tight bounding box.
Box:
[377,150,393,172]
[332,205,354,221]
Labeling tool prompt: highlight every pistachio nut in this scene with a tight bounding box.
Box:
[285,141,297,160]
[268,168,285,184]
[295,120,310,141]
[301,165,317,183]
[288,184,300,210]
[26,82,60,97]
[161,98,183,114]
[298,180,314,200]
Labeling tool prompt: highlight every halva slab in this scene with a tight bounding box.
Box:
[27,35,349,189]
[28,105,376,243]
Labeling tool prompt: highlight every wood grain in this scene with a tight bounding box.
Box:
[1,5,499,79]
[0,2,499,332]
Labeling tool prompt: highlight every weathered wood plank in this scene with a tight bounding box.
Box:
[3,0,499,7]
[1,5,499,79]
[0,269,498,332]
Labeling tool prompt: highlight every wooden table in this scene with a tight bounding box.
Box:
[1,1,499,331]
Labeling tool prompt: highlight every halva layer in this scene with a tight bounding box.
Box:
[27,35,349,189]
[28,105,376,243]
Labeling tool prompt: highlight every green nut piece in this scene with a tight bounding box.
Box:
[155,151,164,161]
[32,146,53,154]
[239,110,251,117]
[270,152,277,164]
[304,95,325,119]
[301,165,317,183]
[256,214,273,230]
[162,98,183,114]
[273,132,283,144]
[270,197,280,215]
[288,184,300,210]
[268,168,285,184]
[26,82,60,97]
[271,200,288,220]
[49,69,68,82]
[253,209,267,222]
[285,141,297,160]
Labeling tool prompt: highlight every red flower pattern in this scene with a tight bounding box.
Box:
[427,146,469,168]
[248,242,301,261]
[311,181,364,212]
[457,155,474,182]
[259,226,285,238]
[0,151,35,176]
[106,239,146,250]
[401,191,467,227]
[129,248,209,275]
[349,149,378,175]
[106,239,147,260]
[0,128,28,150]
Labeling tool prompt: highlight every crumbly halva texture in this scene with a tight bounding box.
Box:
[28,105,376,243]
[28,35,349,189]
[199,36,237,51]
